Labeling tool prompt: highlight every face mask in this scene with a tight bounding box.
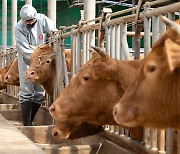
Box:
[26,22,36,28]
[24,18,37,28]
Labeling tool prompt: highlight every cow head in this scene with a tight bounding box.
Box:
[52,120,104,140]
[4,58,20,86]
[52,120,79,140]
[49,46,121,126]
[113,17,180,129]
[49,46,145,141]
[26,44,55,95]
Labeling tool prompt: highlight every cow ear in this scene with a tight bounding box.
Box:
[162,16,180,71]
[165,39,180,72]
[91,57,117,80]
[89,46,116,80]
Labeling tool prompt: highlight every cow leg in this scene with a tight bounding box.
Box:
[21,102,33,126]
[31,102,41,124]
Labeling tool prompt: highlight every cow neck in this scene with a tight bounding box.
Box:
[116,59,144,90]
[40,63,55,97]
[42,80,53,96]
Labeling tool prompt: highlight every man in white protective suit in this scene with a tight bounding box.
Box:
[14,4,56,126]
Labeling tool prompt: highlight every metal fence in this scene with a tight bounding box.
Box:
[1,0,180,153]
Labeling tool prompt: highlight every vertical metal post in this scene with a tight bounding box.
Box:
[132,0,136,51]
[144,17,151,56]
[152,16,159,45]
[84,0,95,22]
[158,130,166,154]
[86,31,90,61]
[166,129,173,154]
[84,0,95,46]
[54,32,64,100]
[106,26,111,56]
[150,129,158,152]
[48,0,56,25]
[144,128,151,149]
[89,29,95,52]
[82,32,86,65]
[120,23,130,60]
[80,10,86,65]
[134,24,143,59]
[110,25,115,58]
[2,0,7,52]
[115,25,120,60]
[72,34,76,74]
[76,33,81,72]
[159,16,166,36]
[11,0,17,47]
[104,12,111,55]
[144,3,151,57]
[25,0,32,5]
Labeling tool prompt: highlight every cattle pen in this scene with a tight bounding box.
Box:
[0,0,180,154]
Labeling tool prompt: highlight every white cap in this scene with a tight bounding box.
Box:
[20,4,37,20]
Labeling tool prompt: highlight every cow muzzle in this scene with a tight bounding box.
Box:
[52,127,70,140]
[26,70,39,81]
[113,103,139,127]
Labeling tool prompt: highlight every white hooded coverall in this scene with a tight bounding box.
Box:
[14,5,56,104]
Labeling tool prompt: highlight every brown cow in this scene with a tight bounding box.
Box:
[0,67,8,90]
[26,44,71,96]
[26,44,104,139]
[26,44,55,96]
[49,46,144,141]
[4,57,20,86]
[113,17,180,129]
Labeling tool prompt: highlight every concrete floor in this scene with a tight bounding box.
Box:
[0,115,44,154]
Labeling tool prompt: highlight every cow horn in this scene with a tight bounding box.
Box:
[161,16,180,34]
[29,45,36,50]
[91,46,107,59]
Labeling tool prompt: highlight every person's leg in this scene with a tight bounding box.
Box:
[31,102,41,123]
[32,83,46,124]
[19,82,34,126]
[18,55,34,126]
[21,101,33,126]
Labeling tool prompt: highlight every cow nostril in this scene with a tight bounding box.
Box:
[52,131,58,137]
[4,75,8,80]
[113,107,118,116]
[30,71,35,76]
[50,106,55,112]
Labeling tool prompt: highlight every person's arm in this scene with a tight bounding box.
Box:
[43,15,56,35]
[14,26,34,62]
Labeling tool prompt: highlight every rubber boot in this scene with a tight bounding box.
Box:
[31,102,41,124]
[21,102,33,126]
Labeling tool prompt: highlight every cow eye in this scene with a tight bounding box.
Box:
[46,59,51,64]
[147,65,157,73]
[83,76,89,81]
